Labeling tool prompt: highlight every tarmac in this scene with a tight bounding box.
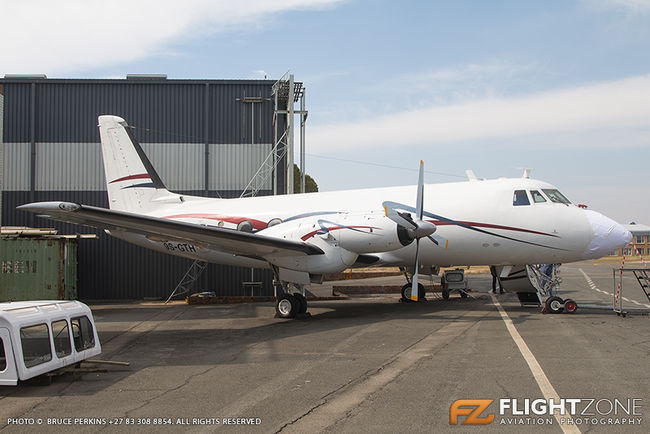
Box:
[1,260,649,433]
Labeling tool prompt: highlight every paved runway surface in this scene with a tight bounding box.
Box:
[1,261,648,433]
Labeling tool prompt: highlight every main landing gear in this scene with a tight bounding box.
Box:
[400,268,426,302]
[275,292,308,319]
[543,296,578,314]
[401,283,426,302]
[271,265,311,319]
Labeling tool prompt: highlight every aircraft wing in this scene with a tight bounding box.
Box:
[17,202,324,257]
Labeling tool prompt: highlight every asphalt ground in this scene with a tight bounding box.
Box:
[1,261,648,433]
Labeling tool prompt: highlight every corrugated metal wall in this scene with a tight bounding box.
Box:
[0,78,288,299]
[0,87,3,227]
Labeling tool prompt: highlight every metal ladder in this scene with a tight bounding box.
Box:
[632,269,650,302]
[165,260,208,303]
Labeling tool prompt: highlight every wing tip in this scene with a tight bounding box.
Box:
[17,201,81,213]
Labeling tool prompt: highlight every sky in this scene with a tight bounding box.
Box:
[2,0,650,225]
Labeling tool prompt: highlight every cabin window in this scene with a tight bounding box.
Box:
[71,316,95,352]
[1,338,6,371]
[513,190,530,206]
[52,320,72,358]
[20,324,52,368]
[530,190,547,203]
[542,189,571,204]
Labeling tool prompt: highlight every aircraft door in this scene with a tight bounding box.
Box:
[0,327,18,386]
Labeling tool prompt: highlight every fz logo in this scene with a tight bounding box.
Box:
[450,399,494,425]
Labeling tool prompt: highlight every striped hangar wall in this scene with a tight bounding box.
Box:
[0,76,287,300]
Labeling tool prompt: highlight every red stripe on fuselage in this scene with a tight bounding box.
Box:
[301,226,378,241]
[161,213,268,230]
[110,173,151,184]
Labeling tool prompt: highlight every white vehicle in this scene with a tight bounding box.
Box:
[0,301,101,386]
[18,116,632,318]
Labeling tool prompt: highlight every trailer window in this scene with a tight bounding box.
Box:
[52,320,72,358]
[513,190,530,206]
[542,189,571,204]
[530,190,547,203]
[20,324,52,368]
[71,316,95,352]
[1,338,6,371]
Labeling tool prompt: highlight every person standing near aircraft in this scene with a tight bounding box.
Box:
[490,266,504,294]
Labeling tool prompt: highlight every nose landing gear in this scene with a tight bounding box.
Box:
[542,296,578,314]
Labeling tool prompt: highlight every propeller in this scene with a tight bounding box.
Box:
[385,161,437,301]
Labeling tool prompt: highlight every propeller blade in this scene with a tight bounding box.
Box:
[384,206,417,230]
[426,235,439,245]
[416,160,424,221]
[411,238,420,301]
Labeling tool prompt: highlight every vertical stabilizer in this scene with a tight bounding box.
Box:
[98,115,171,212]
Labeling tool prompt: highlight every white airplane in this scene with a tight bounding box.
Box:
[19,115,632,318]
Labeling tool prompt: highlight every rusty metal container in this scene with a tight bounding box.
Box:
[0,237,78,301]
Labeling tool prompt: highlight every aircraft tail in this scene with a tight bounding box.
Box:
[98,115,173,212]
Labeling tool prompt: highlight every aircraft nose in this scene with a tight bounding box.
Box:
[582,210,632,259]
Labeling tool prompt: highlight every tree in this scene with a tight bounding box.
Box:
[293,164,318,193]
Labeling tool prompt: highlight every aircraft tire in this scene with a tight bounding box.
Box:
[276,294,299,318]
[401,284,413,302]
[293,292,308,314]
[564,298,578,313]
[401,283,425,302]
[545,296,564,314]
[460,290,468,299]
[442,289,450,300]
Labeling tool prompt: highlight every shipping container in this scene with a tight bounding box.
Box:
[0,237,78,301]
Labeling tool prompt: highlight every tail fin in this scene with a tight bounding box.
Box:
[98,115,172,212]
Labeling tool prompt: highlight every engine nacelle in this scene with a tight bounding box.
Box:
[258,216,358,274]
[257,211,414,273]
[331,212,414,254]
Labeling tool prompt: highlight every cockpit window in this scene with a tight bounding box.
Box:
[530,190,547,203]
[513,190,530,206]
[542,189,571,204]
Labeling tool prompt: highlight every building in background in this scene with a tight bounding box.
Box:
[622,223,649,257]
[0,75,303,300]
[610,223,650,257]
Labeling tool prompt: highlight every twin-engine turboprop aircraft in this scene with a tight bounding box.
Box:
[19,115,632,317]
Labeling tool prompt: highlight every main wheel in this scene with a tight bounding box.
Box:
[293,292,308,314]
[276,294,299,318]
[564,298,578,313]
[442,289,450,300]
[460,290,468,299]
[545,296,564,314]
[401,283,425,302]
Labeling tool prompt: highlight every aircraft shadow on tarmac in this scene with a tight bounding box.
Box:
[0,291,621,397]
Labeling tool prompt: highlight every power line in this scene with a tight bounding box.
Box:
[305,153,466,179]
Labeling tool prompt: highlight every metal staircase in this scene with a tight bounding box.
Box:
[631,269,650,301]
[165,260,208,303]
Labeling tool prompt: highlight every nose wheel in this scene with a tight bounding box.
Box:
[543,296,578,314]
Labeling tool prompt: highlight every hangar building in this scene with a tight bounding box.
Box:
[0,74,304,300]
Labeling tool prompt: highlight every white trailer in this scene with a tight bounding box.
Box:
[0,300,101,386]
